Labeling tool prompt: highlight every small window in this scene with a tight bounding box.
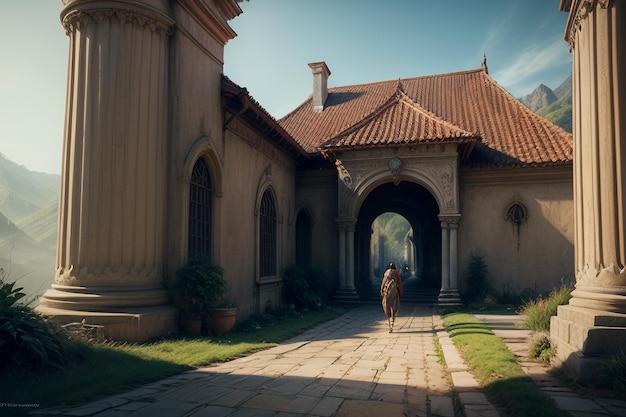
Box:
[504,200,528,250]
[506,203,528,227]
[259,190,277,277]
[188,158,212,257]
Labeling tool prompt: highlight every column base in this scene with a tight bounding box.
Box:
[36,284,179,342]
[437,289,462,307]
[334,286,360,303]
[550,304,626,386]
[37,304,179,343]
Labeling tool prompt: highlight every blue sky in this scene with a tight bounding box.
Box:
[1,0,571,175]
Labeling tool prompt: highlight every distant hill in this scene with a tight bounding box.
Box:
[0,153,60,223]
[16,200,58,249]
[519,74,572,133]
[0,155,59,300]
[0,210,55,301]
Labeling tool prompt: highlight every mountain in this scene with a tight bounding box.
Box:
[0,153,60,223]
[0,155,59,300]
[16,200,58,249]
[519,84,558,112]
[518,74,572,133]
[0,210,55,301]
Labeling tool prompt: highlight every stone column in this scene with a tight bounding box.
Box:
[37,0,177,342]
[334,218,359,301]
[449,219,459,291]
[438,215,462,306]
[346,222,356,289]
[440,222,450,293]
[338,224,347,288]
[551,0,626,385]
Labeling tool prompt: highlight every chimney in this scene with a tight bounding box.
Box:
[308,61,331,111]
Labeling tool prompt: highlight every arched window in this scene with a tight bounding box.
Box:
[259,190,277,277]
[296,210,312,269]
[188,158,212,257]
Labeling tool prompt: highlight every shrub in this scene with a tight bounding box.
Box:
[464,254,491,303]
[0,269,80,373]
[175,255,227,317]
[529,334,555,362]
[282,265,323,311]
[519,285,572,332]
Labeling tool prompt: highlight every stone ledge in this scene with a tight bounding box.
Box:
[38,305,179,342]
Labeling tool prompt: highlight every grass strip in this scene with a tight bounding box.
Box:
[1,307,345,409]
[442,312,571,417]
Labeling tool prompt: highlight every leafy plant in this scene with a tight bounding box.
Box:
[282,265,323,310]
[530,334,555,362]
[0,268,80,373]
[175,255,227,317]
[464,253,491,303]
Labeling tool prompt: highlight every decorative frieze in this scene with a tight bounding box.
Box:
[62,6,174,37]
[564,0,613,50]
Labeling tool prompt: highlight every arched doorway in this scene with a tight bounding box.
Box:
[354,181,440,297]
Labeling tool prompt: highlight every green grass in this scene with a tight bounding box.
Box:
[0,307,345,409]
[442,312,571,417]
[519,285,572,333]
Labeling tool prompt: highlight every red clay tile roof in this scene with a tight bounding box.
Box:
[279,68,573,167]
[324,83,480,149]
[222,75,310,162]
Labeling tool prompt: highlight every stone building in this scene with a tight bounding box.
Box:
[38,0,576,343]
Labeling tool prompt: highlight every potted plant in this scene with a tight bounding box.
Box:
[175,254,234,334]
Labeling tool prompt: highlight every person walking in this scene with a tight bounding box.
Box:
[380,262,403,332]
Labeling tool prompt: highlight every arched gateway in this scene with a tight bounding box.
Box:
[328,144,464,305]
[355,182,441,294]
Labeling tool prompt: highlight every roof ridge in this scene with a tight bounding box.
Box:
[323,85,478,148]
[393,89,478,138]
[325,67,486,93]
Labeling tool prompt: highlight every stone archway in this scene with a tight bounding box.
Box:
[331,146,463,305]
[354,181,441,297]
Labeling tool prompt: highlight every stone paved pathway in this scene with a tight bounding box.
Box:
[31,305,460,417]
[27,305,626,417]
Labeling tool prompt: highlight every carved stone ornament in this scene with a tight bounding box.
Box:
[567,0,612,50]
[63,8,173,37]
[335,159,353,190]
[388,157,402,185]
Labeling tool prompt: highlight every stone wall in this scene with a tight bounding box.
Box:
[459,166,574,298]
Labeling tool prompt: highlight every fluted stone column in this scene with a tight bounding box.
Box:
[551,0,626,385]
[438,215,461,306]
[37,0,177,342]
[334,218,359,301]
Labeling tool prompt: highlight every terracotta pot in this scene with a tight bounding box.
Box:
[206,307,237,335]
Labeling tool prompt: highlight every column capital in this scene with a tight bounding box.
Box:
[438,214,461,227]
[62,1,175,37]
[336,217,357,232]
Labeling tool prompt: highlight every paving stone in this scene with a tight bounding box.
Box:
[239,393,319,414]
[450,371,480,391]
[596,399,626,417]
[552,396,609,413]
[209,389,257,408]
[117,400,203,417]
[429,395,456,417]
[334,399,405,417]
[188,405,236,417]
[308,397,344,417]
